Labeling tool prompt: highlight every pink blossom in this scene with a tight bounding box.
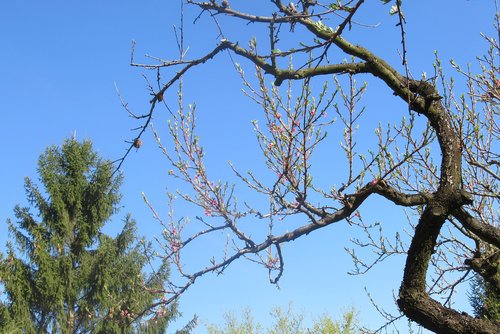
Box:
[170,241,179,252]
[266,256,278,268]
[270,123,283,133]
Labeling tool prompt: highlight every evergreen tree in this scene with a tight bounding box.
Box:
[470,273,500,321]
[0,138,177,333]
[469,248,500,322]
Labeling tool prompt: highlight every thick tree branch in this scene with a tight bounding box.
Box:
[299,16,464,194]
[372,182,433,207]
[398,205,500,333]
[453,208,500,249]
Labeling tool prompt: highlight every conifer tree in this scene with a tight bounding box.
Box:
[470,273,500,322]
[0,138,177,333]
[469,247,500,322]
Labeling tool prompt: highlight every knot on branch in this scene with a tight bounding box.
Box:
[428,204,447,218]
[405,78,442,101]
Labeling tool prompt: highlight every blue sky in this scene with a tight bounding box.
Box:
[0,1,497,332]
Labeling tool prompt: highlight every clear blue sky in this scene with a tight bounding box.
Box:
[0,1,496,333]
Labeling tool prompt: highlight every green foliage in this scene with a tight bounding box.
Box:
[469,273,500,322]
[173,316,199,334]
[206,305,358,334]
[309,310,356,334]
[206,309,262,334]
[0,138,177,334]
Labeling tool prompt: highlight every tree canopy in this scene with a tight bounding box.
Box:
[0,139,178,333]
[206,306,358,334]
